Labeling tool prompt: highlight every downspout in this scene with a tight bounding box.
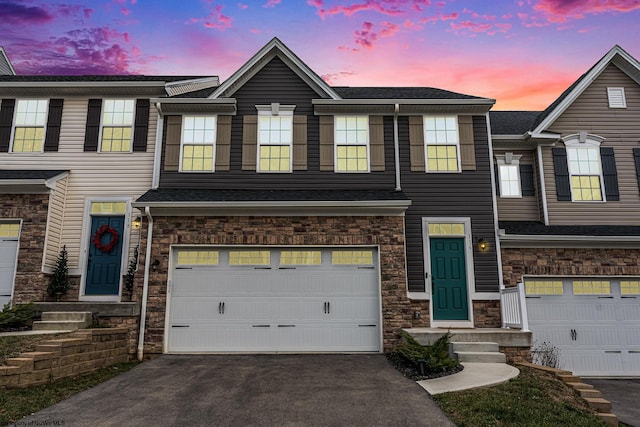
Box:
[137,206,153,361]
[536,145,550,225]
[151,104,164,190]
[485,113,504,291]
[393,103,401,191]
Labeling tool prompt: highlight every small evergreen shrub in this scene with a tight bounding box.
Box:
[123,247,139,294]
[396,332,458,373]
[47,246,70,298]
[0,303,35,331]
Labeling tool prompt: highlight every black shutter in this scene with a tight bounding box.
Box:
[43,99,64,152]
[494,165,500,196]
[552,147,571,201]
[634,148,640,192]
[84,99,102,152]
[0,99,15,152]
[520,164,535,196]
[132,99,150,152]
[600,147,619,201]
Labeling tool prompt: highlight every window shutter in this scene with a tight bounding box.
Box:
[43,99,64,152]
[634,148,640,192]
[319,115,334,171]
[84,99,102,152]
[458,115,476,171]
[600,147,619,201]
[163,115,182,171]
[292,115,307,170]
[520,164,535,196]
[242,115,257,171]
[494,166,500,196]
[0,98,15,152]
[132,99,150,152]
[369,115,385,172]
[552,147,571,201]
[409,116,425,172]
[215,115,232,171]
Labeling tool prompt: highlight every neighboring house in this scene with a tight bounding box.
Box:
[0,47,15,76]
[0,74,219,308]
[491,45,640,376]
[131,38,503,356]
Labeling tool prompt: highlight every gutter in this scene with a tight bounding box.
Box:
[137,206,154,361]
[485,113,504,290]
[393,103,401,191]
[312,98,495,106]
[131,200,412,209]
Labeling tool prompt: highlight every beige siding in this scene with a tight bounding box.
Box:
[544,64,640,225]
[496,150,540,221]
[0,97,157,269]
[44,176,68,267]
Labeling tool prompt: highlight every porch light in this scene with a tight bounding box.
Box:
[131,216,142,230]
[477,238,489,252]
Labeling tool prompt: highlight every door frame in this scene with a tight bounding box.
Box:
[422,217,475,328]
[0,220,22,308]
[79,197,134,302]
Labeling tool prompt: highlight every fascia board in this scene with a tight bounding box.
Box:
[499,233,640,248]
[312,98,495,105]
[151,98,236,104]
[0,81,168,88]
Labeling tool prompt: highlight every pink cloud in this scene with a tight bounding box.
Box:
[251,28,260,33]
[309,0,433,19]
[190,4,232,30]
[420,12,458,23]
[321,70,356,84]
[450,20,492,33]
[354,21,377,48]
[238,2,249,9]
[263,0,281,7]
[403,19,423,30]
[462,8,496,20]
[121,7,130,15]
[534,0,640,17]
[0,1,54,24]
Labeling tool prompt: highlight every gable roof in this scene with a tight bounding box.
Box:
[531,45,640,134]
[210,37,340,100]
[0,47,16,76]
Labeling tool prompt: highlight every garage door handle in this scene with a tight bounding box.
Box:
[278,325,296,327]
[279,267,296,270]
[570,329,577,341]
[171,325,190,328]
[254,267,271,270]
[323,302,331,314]
[598,296,614,299]
[218,302,225,314]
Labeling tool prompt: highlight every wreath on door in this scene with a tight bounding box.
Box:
[92,224,119,253]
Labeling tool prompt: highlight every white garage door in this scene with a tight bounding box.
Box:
[526,277,640,376]
[0,222,20,308]
[167,247,381,353]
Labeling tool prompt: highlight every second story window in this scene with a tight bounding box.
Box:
[100,99,134,152]
[258,112,292,173]
[424,116,460,172]
[499,164,521,197]
[180,116,216,172]
[334,116,369,172]
[567,146,603,201]
[12,99,48,152]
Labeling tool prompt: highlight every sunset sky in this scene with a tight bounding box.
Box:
[2,0,639,110]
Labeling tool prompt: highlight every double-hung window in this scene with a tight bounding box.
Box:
[424,116,460,172]
[180,116,216,172]
[258,110,293,173]
[100,99,134,152]
[12,99,48,152]
[334,116,369,172]
[495,153,523,197]
[567,145,603,201]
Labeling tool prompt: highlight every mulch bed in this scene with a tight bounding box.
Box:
[386,352,463,381]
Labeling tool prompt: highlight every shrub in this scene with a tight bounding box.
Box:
[532,341,561,369]
[48,246,69,298]
[397,332,458,373]
[0,303,35,331]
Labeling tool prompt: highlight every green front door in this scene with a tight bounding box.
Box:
[430,237,469,320]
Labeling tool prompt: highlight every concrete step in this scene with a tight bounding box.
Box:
[41,311,92,323]
[454,351,506,363]
[32,320,84,331]
[450,341,499,353]
[584,397,612,413]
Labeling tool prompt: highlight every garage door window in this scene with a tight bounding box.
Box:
[0,222,20,238]
[620,280,640,295]
[525,280,564,295]
[177,251,219,265]
[229,251,270,265]
[572,280,610,295]
[332,250,373,265]
[280,250,321,265]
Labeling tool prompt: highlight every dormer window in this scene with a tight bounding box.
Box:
[11,99,48,152]
[607,87,626,108]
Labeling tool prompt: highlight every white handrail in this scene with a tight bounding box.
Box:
[500,282,529,331]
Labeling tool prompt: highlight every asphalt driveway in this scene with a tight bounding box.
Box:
[14,355,454,427]
[584,378,640,427]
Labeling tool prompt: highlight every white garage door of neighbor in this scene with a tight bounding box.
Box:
[0,222,20,308]
[167,247,381,353]
[525,277,640,377]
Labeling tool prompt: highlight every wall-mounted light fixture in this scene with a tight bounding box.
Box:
[131,216,142,230]
[477,238,489,252]
[151,259,160,271]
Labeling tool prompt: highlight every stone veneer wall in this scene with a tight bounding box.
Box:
[501,247,640,287]
[473,300,502,328]
[2,194,50,304]
[138,215,435,354]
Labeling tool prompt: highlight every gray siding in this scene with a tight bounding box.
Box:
[544,64,640,225]
[495,150,541,221]
[400,116,500,293]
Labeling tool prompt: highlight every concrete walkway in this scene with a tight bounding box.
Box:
[418,362,520,395]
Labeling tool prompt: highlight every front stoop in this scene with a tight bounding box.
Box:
[450,342,507,363]
[32,312,93,332]
[517,362,618,426]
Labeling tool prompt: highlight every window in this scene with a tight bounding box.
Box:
[335,116,369,172]
[100,99,134,152]
[567,146,603,201]
[573,280,611,295]
[91,202,127,214]
[525,280,564,295]
[177,250,219,265]
[607,87,626,108]
[0,222,20,238]
[12,99,48,152]
[620,280,640,295]
[181,116,216,172]
[428,223,465,236]
[258,114,292,172]
[331,250,373,265]
[424,116,459,172]
[280,250,321,265]
[498,165,521,197]
[229,251,270,265]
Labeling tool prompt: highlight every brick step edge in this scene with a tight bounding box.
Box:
[516,362,617,424]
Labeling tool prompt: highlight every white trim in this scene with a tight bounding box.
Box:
[486,113,504,290]
[333,115,370,173]
[178,115,217,173]
[9,99,48,154]
[607,87,627,108]
[41,176,68,274]
[495,154,523,198]
[78,196,134,302]
[421,217,475,325]
[256,109,294,173]
[0,219,22,308]
[498,232,640,248]
[98,98,135,154]
[423,115,461,173]
[563,134,606,203]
